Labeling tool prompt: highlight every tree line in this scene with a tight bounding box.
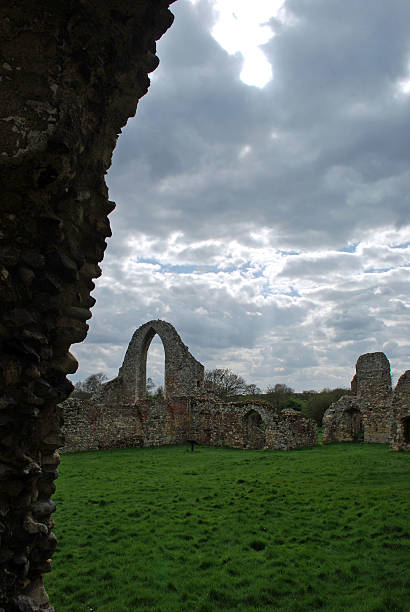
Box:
[72,369,349,425]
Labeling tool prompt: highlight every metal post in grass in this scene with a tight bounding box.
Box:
[187,439,197,452]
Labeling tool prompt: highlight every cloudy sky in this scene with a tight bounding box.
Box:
[72,0,410,392]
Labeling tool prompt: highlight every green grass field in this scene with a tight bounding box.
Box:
[46,444,410,611]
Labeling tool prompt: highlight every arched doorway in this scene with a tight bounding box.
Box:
[245,409,265,449]
[402,416,410,444]
[346,408,363,442]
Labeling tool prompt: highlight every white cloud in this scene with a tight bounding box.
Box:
[71,0,410,392]
[210,0,283,87]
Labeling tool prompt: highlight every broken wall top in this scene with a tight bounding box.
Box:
[355,352,392,397]
[392,370,410,409]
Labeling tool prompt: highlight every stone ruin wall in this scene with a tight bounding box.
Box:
[323,352,409,449]
[322,396,362,444]
[355,352,393,443]
[189,401,317,451]
[59,397,318,454]
[390,370,410,451]
[59,320,317,453]
[0,2,175,610]
[59,397,188,453]
[113,320,204,404]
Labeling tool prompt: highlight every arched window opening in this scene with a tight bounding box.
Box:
[402,416,410,443]
[145,333,165,399]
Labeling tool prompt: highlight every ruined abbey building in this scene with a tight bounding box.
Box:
[0,2,175,610]
[323,352,410,450]
[60,321,318,453]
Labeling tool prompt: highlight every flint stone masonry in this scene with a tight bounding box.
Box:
[0,2,174,610]
[59,321,318,453]
[323,352,409,448]
[189,402,317,451]
[59,398,317,453]
[356,352,393,443]
[390,371,410,451]
[60,396,190,452]
[114,320,204,402]
[322,396,363,444]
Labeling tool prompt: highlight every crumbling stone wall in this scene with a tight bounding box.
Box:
[59,396,318,454]
[188,400,317,451]
[59,396,191,453]
[322,352,409,446]
[103,320,205,404]
[0,2,174,610]
[60,322,317,453]
[322,396,363,444]
[390,371,410,451]
[60,316,208,454]
[356,352,393,443]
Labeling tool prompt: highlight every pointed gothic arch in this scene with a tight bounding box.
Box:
[118,320,204,403]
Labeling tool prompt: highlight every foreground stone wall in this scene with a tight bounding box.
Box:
[59,396,317,454]
[0,3,174,610]
[323,352,409,448]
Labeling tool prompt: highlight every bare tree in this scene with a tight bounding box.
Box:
[73,372,107,397]
[244,383,261,395]
[205,368,256,400]
[145,377,155,396]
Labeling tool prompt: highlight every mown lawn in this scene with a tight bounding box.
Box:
[46,444,410,611]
